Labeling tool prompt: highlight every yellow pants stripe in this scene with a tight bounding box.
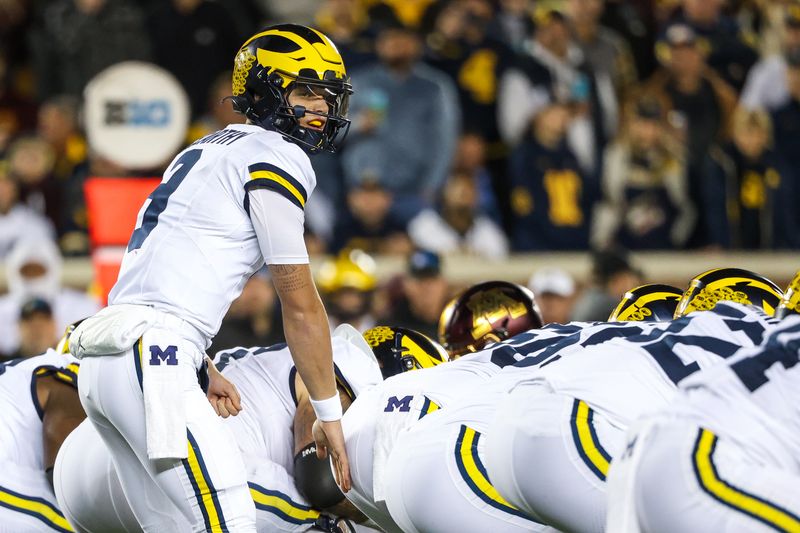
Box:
[570,400,611,481]
[249,483,320,524]
[183,432,228,533]
[0,485,73,532]
[454,425,540,522]
[693,429,800,532]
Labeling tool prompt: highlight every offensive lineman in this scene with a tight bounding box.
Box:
[479,269,783,532]
[0,335,82,532]
[55,325,383,533]
[381,270,782,532]
[606,273,800,533]
[68,25,354,531]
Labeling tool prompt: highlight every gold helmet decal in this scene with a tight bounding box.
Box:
[466,288,529,340]
[364,326,449,378]
[776,271,800,319]
[675,268,783,318]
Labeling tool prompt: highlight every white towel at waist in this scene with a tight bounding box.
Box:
[69,304,207,359]
[140,326,204,460]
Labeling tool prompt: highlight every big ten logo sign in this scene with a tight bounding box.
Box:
[104,100,171,127]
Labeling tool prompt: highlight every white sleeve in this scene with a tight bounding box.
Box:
[248,188,309,265]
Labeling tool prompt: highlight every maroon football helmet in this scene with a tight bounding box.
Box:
[438,280,543,357]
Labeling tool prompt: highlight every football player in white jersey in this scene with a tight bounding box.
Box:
[0,333,83,532]
[336,320,605,533]
[69,25,355,532]
[55,325,384,533]
[478,268,783,532]
[606,272,800,533]
[380,270,780,531]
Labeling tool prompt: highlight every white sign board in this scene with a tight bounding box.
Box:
[84,61,190,169]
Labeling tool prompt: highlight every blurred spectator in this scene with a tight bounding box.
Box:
[665,0,758,91]
[187,71,246,143]
[644,23,736,197]
[571,248,643,321]
[316,250,378,332]
[592,95,695,250]
[209,272,283,354]
[565,0,638,99]
[0,162,54,259]
[0,49,37,154]
[740,5,800,112]
[423,0,515,143]
[388,249,450,339]
[408,170,508,259]
[453,132,501,221]
[7,135,57,216]
[486,0,534,53]
[508,102,592,251]
[37,96,86,183]
[35,95,89,249]
[342,16,460,223]
[500,7,617,175]
[703,107,796,249]
[772,47,800,233]
[600,0,659,80]
[2,298,57,360]
[331,178,412,255]
[528,267,576,324]
[0,239,100,357]
[315,0,375,71]
[374,0,437,29]
[147,0,242,118]
[29,0,152,100]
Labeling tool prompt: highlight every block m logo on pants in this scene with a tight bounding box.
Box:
[149,345,178,366]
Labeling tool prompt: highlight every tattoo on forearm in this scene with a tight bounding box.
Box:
[270,264,309,293]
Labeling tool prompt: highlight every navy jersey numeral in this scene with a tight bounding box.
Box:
[729,323,800,392]
[0,358,24,376]
[127,149,202,251]
[215,342,287,371]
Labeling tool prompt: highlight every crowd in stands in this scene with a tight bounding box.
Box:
[1,0,799,356]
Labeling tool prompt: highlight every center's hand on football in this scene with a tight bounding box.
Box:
[312,418,352,492]
[205,356,242,418]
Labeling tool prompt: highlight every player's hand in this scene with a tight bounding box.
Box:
[312,418,352,492]
[206,357,242,418]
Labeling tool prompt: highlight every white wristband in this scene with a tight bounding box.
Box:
[310,393,343,422]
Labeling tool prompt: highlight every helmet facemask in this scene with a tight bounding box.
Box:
[238,67,352,154]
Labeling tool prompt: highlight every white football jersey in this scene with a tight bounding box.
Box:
[510,303,780,426]
[0,350,79,470]
[110,125,316,342]
[667,315,800,469]
[214,335,382,475]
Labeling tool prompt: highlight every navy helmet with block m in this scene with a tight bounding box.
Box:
[362,326,449,380]
[438,281,543,357]
[674,268,783,318]
[776,271,800,319]
[230,24,352,153]
[609,284,683,322]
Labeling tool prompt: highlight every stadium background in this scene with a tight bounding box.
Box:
[0,0,798,360]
